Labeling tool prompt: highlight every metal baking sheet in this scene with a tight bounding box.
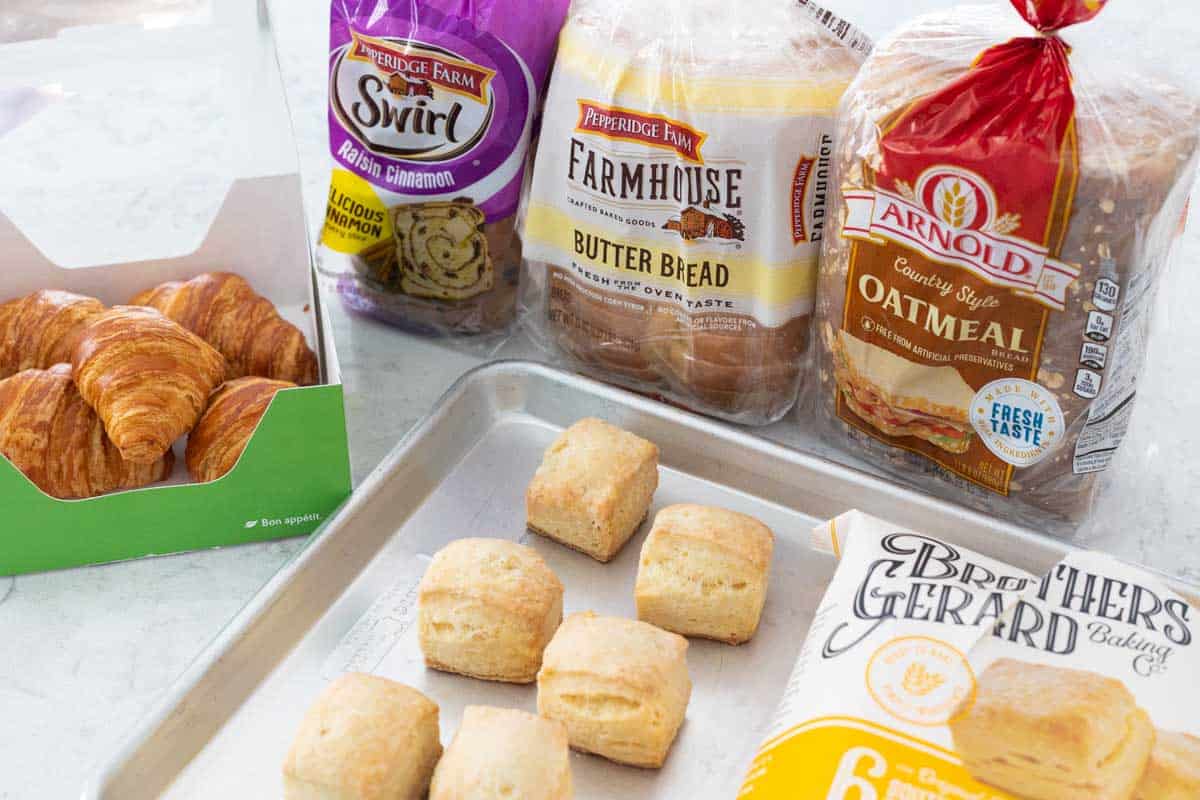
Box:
[84,360,1170,799]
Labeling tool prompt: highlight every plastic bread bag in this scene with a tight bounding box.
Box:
[318,0,569,340]
[739,510,1200,799]
[810,1,1200,526]
[517,0,870,425]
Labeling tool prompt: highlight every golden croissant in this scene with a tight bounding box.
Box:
[186,376,295,483]
[72,306,229,464]
[131,272,319,386]
[0,290,105,379]
[0,365,174,499]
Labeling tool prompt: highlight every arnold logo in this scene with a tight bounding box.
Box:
[332,33,496,162]
[842,166,1081,310]
[575,101,707,164]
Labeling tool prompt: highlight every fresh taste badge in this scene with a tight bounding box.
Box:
[970,378,1064,467]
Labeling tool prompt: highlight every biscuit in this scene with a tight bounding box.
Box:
[1135,730,1200,800]
[429,706,572,800]
[418,538,564,684]
[635,504,774,644]
[283,673,442,800]
[526,418,659,562]
[949,659,1154,800]
[537,611,691,768]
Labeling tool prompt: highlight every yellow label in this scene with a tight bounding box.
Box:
[320,169,392,255]
[739,718,1014,799]
[524,201,817,306]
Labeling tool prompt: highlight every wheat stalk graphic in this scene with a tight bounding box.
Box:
[988,212,1022,235]
[902,663,946,696]
[940,181,969,228]
[895,179,917,201]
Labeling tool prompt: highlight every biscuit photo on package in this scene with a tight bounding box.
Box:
[949,659,1154,800]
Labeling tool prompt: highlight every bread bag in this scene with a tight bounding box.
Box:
[319,0,569,337]
[520,0,868,424]
[739,510,1200,799]
[812,1,1200,522]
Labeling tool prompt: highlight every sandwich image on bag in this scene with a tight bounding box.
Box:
[830,329,975,454]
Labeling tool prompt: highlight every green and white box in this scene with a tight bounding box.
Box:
[0,1,351,575]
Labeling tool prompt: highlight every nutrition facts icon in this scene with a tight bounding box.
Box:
[1085,311,1114,342]
[1092,278,1120,312]
[1080,342,1108,370]
[1074,368,1102,399]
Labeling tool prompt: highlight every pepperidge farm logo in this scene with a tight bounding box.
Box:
[842,166,1081,310]
[244,512,324,530]
[331,31,496,161]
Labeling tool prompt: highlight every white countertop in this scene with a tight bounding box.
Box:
[1,0,1198,797]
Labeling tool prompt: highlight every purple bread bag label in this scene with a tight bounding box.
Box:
[321,0,568,335]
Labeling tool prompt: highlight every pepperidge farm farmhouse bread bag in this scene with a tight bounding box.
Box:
[319,0,568,336]
[520,0,868,424]
[813,1,1200,522]
[739,511,1200,799]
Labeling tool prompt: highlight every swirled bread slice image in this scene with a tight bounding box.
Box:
[394,201,493,301]
[832,329,975,455]
[949,659,1154,800]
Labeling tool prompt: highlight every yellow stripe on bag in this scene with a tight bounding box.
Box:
[524,202,817,305]
[738,717,1016,799]
[320,169,393,255]
[556,25,849,114]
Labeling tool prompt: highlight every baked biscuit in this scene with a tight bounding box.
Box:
[949,659,1154,800]
[429,706,572,799]
[418,538,564,683]
[1135,730,1200,800]
[526,418,659,562]
[283,673,442,800]
[537,611,691,768]
[635,504,774,644]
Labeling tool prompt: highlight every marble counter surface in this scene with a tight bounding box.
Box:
[1,0,1198,797]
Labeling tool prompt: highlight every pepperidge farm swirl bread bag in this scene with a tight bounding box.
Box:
[319,0,568,336]
[813,0,1200,523]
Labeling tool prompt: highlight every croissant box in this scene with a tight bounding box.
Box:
[739,510,1200,800]
[0,1,351,575]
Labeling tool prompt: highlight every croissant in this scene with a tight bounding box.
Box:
[72,306,228,464]
[131,272,319,386]
[0,290,105,379]
[0,365,174,499]
[186,376,294,482]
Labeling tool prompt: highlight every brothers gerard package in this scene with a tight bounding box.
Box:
[813,0,1200,522]
[319,0,568,336]
[740,510,1200,799]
